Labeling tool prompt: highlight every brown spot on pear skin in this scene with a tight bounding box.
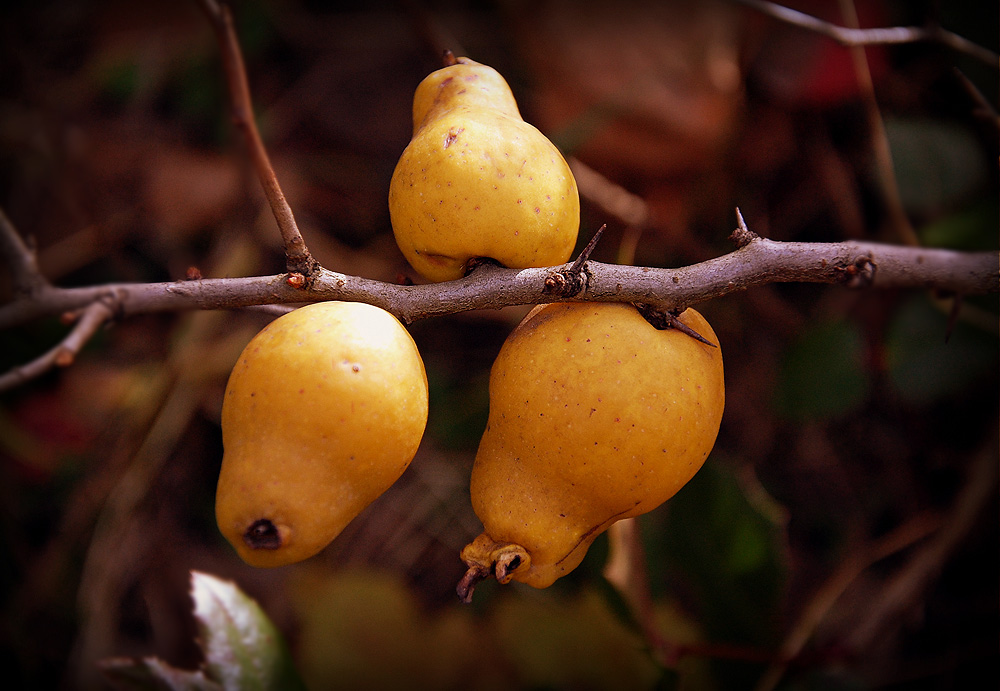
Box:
[444,127,464,148]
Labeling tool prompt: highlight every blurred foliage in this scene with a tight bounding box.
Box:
[886,117,990,220]
[887,295,998,406]
[773,319,869,420]
[650,459,788,688]
[918,198,999,251]
[290,567,666,691]
[101,571,305,691]
[0,0,997,689]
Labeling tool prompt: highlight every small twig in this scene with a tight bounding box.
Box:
[753,512,941,691]
[455,565,490,604]
[836,0,919,247]
[571,224,607,273]
[0,300,115,393]
[952,68,1000,132]
[569,158,651,229]
[735,0,999,67]
[0,207,49,296]
[846,429,1000,653]
[604,518,679,666]
[196,0,319,282]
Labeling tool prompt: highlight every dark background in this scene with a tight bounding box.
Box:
[1,0,997,688]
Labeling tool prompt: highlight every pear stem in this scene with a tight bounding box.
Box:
[456,565,491,604]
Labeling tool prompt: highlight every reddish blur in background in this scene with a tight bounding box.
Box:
[1,1,997,689]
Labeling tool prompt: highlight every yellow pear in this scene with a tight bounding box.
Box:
[458,302,724,600]
[216,301,428,567]
[389,56,580,282]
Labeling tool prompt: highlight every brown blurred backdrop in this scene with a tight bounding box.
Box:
[1,1,997,689]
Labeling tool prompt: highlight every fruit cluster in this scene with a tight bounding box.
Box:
[215,57,725,601]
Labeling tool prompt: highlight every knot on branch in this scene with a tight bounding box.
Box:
[542,223,606,299]
[729,226,759,249]
[543,268,587,298]
[835,254,877,288]
[285,251,322,289]
[729,207,759,248]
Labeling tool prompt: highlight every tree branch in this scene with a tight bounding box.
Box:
[0,300,114,393]
[2,0,997,394]
[0,206,49,296]
[838,0,919,247]
[735,0,1000,67]
[1,228,995,332]
[196,0,319,281]
[845,427,1000,652]
[753,512,941,691]
[953,68,1000,132]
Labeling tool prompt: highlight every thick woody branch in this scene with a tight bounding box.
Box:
[1,236,995,330]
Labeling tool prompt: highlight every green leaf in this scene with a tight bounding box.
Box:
[190,571,307,691]
[773,319,869,420]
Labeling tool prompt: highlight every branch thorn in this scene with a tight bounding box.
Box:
[543,224,606,298]
[730,207,758,248]
[634,303,717,347]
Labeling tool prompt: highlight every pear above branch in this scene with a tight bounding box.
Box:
[389,56,580,282]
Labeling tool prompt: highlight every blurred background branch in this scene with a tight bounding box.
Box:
[0,207,48,297]
[0,301,114,393]
[736,0,999,66]
[0,1,996,688]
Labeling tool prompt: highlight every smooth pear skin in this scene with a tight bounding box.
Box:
[216,302,428,567]
[460,303,724,593]
[389,57,580,282]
